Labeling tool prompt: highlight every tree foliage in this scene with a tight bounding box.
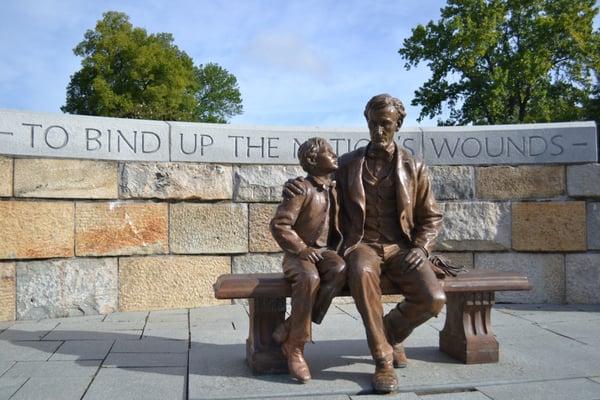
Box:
[399,0,600,125]
[62,11,243,123]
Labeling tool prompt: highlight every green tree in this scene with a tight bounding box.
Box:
[62,11,243,123]
[399,0,600,125]
[196,63,243,123]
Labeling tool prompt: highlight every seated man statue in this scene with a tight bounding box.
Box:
[270,137,347,383]
[284,94,446,393]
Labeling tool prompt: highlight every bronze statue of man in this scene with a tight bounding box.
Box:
[285,94,446,393]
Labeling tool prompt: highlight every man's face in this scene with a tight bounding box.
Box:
[367,106,399,149]
[313,142,338,174]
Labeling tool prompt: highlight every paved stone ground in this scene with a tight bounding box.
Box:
[0,303,599,399]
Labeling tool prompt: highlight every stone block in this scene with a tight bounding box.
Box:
[119,162,232,200]
[0,156,12,197]
[566,254,600,304]
[75,202,168,256]
[430,166,474,200]
[249,203,280,252]
[474,253,564,303]
[567,163,600,197]
[476,165,564,200]
[14,158,118,198]
[512,202,586,251]
[433,252,474,269]
[436,202,511,251]
[83,367,185,400]
[232,253,283,274]
[119,255,230,311]
[588,202,600,250]
[170,203,248,254]
[0,262,15,321]
[233,165,304,202]
[16,258,118,319]
[0,201,74,259]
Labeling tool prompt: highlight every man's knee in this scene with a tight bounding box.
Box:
[424,290,446,316]
[347,261,378,282]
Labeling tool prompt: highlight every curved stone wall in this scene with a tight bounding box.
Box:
[0,110,598,321]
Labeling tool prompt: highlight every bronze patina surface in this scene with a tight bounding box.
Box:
[282,94,445,393]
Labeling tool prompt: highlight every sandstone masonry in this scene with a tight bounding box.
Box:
[0,147,598,320]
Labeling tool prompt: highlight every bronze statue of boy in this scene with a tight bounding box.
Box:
[270,137,347,383]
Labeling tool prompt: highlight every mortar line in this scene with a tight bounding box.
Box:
[7,376,29,400]
[39,322,60,340]
[185,308,191,400]
[334,304,358,320]
[46,340,66,361]
[79,340,116,400]
[0,361,16,379]
[139,310,150,339]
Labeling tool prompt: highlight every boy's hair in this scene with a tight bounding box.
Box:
[298,137,328,173]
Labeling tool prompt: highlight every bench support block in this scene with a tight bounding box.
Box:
[439,291,499,364]
[246,297,288,374]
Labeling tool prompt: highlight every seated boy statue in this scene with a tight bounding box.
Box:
[270,137,346,383]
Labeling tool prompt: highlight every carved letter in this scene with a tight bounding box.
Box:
[528,135,547,156]
[430,137,461,158]
[141,131,161,153]
[117,130,137,153]
[44,125,69,149]
[267,137,279,158]
[228,135,244,157]
[507,137,526,157]
[86,128,102,151]
[180,133,197,155]
[550,135,564,156]
[200,134,213,156]
[293,138,303,158]
[484,137,504,157]
[402,138,416,155]
[22,123,42,148]
[461,137,482,158]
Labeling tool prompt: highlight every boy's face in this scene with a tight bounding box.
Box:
[313,143,338,175]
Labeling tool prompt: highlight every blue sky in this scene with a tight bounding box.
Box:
[0,1,596,128]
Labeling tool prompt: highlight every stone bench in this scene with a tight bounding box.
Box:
[213,271,531,374]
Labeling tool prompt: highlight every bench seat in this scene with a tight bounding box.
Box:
[214,271,531,374]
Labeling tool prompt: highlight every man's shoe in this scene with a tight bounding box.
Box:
[371,359,398,393]
[392,343,408,368]
[272,319,290,344]
[281,341,311,383]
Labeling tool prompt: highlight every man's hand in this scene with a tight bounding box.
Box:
[282,177,305,198]
[298,247,323,263]
[403,247,428,273]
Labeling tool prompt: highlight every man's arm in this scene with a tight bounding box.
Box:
[411,163,443,253]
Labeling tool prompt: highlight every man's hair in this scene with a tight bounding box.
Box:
[298,137,328,173]
[363,93,407,128]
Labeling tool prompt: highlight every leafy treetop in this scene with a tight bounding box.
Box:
[62,11,243,123]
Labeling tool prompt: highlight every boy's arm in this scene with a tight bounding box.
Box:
[270,185,310,255]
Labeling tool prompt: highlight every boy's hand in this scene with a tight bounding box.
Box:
[298,247,323,263]
[282,177,305,198]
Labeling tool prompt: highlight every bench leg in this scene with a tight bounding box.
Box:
[439,291,499,364]
[246,297,287,374]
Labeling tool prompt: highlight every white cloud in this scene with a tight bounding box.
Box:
[245,32,330,80]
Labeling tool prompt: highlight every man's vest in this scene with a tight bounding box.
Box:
[362,162,406,244]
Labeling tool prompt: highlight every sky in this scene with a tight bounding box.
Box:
[0,1,596,129]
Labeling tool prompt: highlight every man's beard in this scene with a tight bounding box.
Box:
[370,140,391,150]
